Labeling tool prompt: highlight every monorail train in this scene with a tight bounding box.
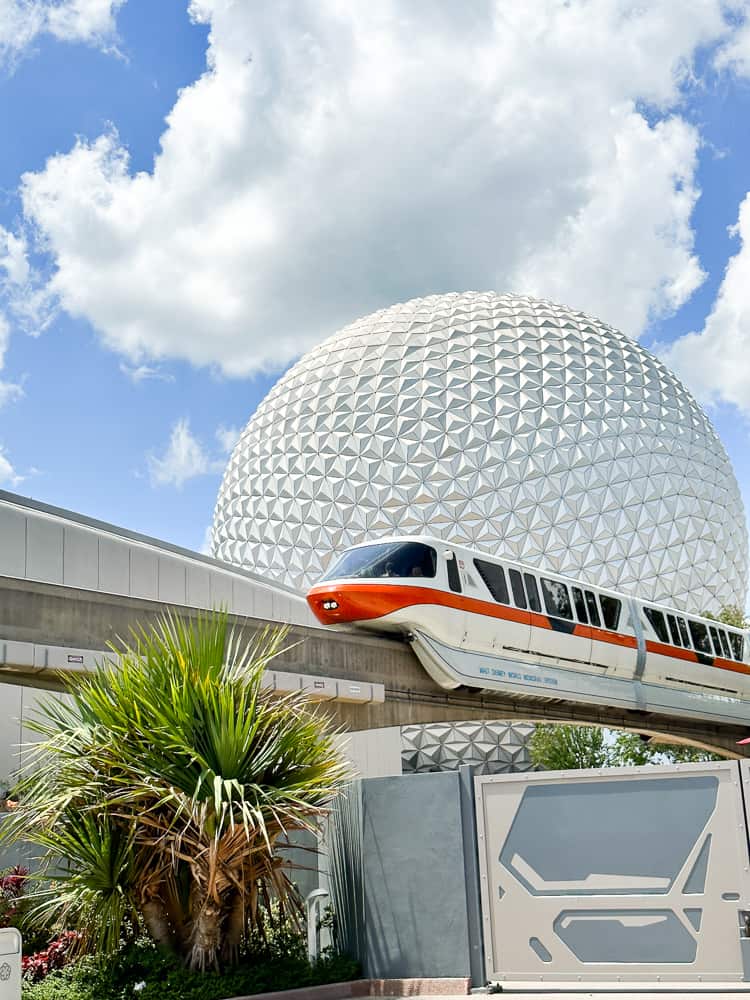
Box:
[306,536,750,726]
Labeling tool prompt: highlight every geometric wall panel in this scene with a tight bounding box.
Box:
[212,292,748,614]
[401,720,535,775]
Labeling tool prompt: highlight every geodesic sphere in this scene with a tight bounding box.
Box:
[212,292,748,613]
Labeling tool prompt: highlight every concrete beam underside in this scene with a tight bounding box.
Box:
[1,575,747,757]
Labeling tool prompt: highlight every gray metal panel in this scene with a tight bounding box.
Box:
[63,525,99,591]
[25,516,63,584]
[209,572,232,610]
[361,771,472,979]
[186,565,211,608]
[231,578,256,617]
[0,643,33,668]
[459,766,487,989]
[343,728,402,778]
[130,547,158,601]
[98,537,130,594]
[0,507,25,577]
[272,592,292,624]
[475,762,750,985]
[158,556,186,605]
[0,488,304,597]
[0,684,22,785]
[253,585,273,621]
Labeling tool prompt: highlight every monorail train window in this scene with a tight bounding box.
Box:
[571,586,589,624]
[474,559,509,604]
[600,595,621,630]
[666,613,682,646]
[729,632,744,661]
[717,628,732,659]
[509,569,527,609]
[446,552,462,593]
[321,541,437,581]
[585,590,602,627]
[677,617,691,647]
[709,626,728,658]
[644,607,669,644]
[541,578,573,620]
[688,620,712,655]
[524,573,542,612]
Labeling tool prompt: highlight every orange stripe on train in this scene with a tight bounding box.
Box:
[645,639,750,676]
[307,582,637,649]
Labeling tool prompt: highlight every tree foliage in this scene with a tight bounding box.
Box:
[609,732,724,765]
[529,724,610,770]
[1,612,350,972]
[704,604,749,629]
[529,723,725,771]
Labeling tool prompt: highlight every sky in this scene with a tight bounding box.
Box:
[2,1,750,561]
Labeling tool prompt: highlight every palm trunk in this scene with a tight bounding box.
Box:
[221,889,245,965]
[188,891,223,972]
[141,896,180,955]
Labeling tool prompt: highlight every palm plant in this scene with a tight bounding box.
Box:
[0,612,350,971]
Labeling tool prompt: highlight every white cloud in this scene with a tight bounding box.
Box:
[511,113,706,332]
[147,417,233,488]
[0,444,22,487]
[119,362,174,384]
[0,224,53,407]
[715,4,750,75]
[215,423,240,454]
[0,0,124,65]
[660,191,750,413]
[0,300,22,408]
[45,0,123,44]
[0,225,56,335]
[15,1,749,374]
[0,379,23,407]
[200,523,212,555]
[148,418,211,488]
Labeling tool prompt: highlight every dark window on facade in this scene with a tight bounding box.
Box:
[474,559,509,604]
[729,632,744,662]
[677,617,691,648]
[524,573,542,612]
[571,586,589,624]
[585,591,602,627]
[509,569,527,609]
[600,595,621,630]
[666,614,682,646]
[718,629,732,659]
[644,607,669,644]
[447,553,462,593]
[541,578,573,620]
[688,620,712,655]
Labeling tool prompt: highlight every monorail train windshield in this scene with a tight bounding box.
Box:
[321,541,437,581]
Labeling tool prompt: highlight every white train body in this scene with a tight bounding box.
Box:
[307,535,750,726]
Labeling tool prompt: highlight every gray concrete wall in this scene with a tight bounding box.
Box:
[0,682,67,870]
[0,489,316,628]
[344,727,402,778]
[361,771,473,979]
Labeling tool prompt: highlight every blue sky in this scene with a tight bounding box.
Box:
[2,1,750,561]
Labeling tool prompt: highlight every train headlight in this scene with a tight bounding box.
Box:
[322,600,339,610]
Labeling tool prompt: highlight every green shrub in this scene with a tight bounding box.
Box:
[22,937,360,1000]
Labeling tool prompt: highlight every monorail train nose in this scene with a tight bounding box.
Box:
[306,585,356,624]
